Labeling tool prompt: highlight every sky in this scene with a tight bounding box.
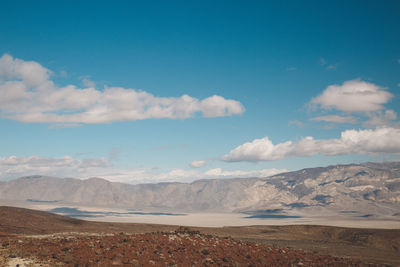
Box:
[0,0,400,183]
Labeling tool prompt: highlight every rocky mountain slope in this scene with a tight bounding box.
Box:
[0,162,399,216]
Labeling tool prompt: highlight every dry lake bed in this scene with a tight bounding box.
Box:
[7,201,399,229]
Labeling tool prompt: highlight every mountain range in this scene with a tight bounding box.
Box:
[0,162,399,217]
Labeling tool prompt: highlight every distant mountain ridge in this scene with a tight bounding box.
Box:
[0,162,399,216]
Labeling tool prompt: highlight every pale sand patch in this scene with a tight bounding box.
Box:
[6,257,49,267]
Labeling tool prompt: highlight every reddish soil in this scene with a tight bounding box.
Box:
[1,230,372,266]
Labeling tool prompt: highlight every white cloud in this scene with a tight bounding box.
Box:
[99,167,286,184]
[203,168,285,178]
[0,54,245,123]
[0,54,51,86]
[0,155,286,183]
[222,137,293,162]
[82,78,96,88]
[190,160,206,168]
[310,79,393,112]
[310,115,357,124]
[200,95,245,117]
[0,155,110,180]
[222,127,400,162]
[363,110,397,127]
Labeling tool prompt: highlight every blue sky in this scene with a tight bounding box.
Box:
[1,0,400,183]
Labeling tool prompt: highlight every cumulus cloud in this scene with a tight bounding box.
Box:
[0,155,285,183]
[189,160,206,168]
[222,127,400,162]
[0,54,51,86]
[310,115,357,124]
[310,79,393,113]
[0,54,244,123]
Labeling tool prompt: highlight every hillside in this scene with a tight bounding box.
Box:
[0,206,176,235]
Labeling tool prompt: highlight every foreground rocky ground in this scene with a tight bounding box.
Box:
[0,229,375,267]
[1,206,399,266]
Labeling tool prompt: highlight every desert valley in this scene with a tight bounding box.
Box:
[1,162,399,226]
[1,162,400,266]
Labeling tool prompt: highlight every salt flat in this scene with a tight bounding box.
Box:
[80,212,400,229]
[3,200,399,229]
[27,202,400,229]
